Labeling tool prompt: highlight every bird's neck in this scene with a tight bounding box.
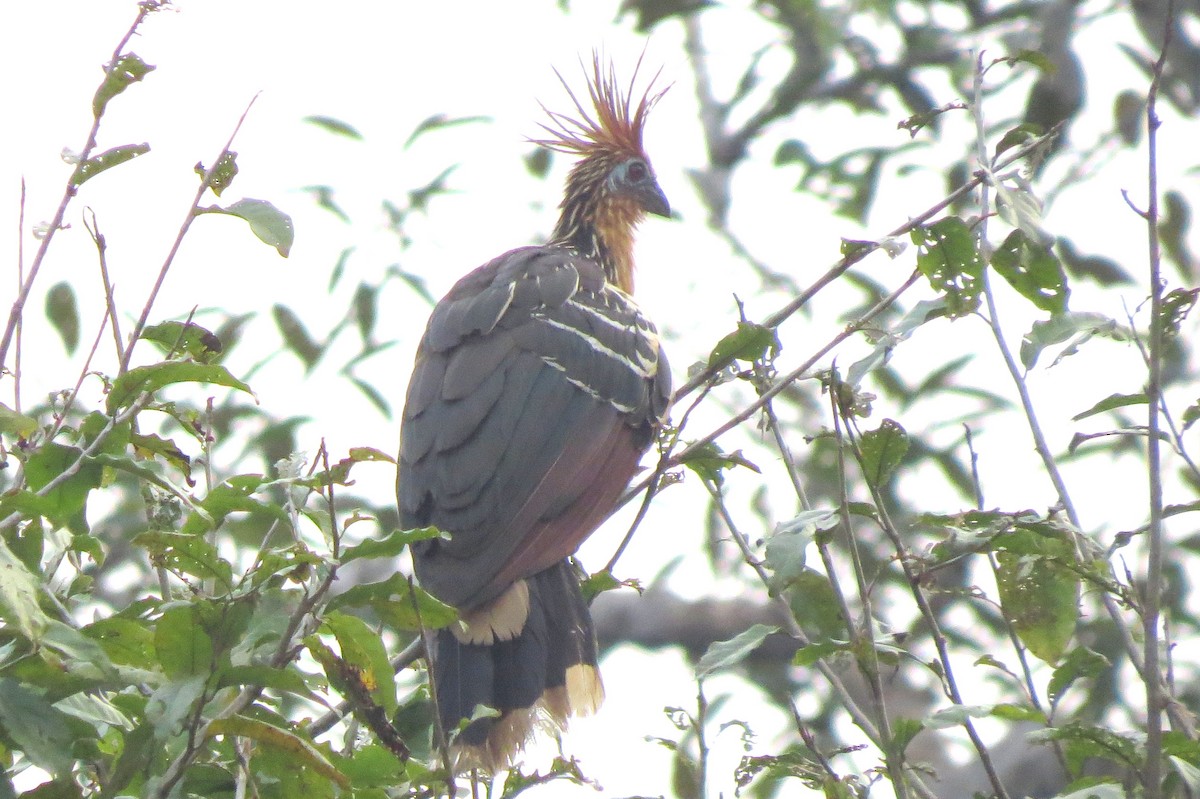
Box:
[550,195,643,295]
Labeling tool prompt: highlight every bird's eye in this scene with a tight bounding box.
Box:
[625,161,648,182]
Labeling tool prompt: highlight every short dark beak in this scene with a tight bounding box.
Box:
[638,180,671,218]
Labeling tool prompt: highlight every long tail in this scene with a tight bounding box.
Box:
[430,560,604,772]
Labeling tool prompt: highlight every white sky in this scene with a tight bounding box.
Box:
[3,1,1198,796]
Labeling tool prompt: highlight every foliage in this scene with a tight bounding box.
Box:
[3,1,1200,798]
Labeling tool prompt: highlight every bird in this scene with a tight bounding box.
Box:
[396,54,672,772]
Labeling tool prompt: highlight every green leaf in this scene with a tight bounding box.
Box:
[910,217,983,317]
[403,113,489,148]
[1183,399,1200,432]
[695,624,778,678]
[858,419,909,485]
[791,640,847,666]
[993,528,1080,663]
[329,572,457,632]
[197,198,294,257]
[786,569,847,638]
[1072,392,1148,422]
[340,527,445,564]
[0,678,75,775]
[1048,647,1110,706]
[764,525,810,597]
[336,744,406,788]
[303,115,363,139]
[1170,756,1200,795]
[678,442,760,486]
[145,674,207,741]
[993,122,1044,161]
[1161,287,1199,337]
[155,605,215,678]
[706,321,779,369]
[25,442,103,526]
[216,664,314,698]
[0,402,38,439]
[182,478,288,535]
[1019,312,1126,370]
[141,321,223,362]
[991,229,1069,314]
[134,531,234,589]
[207,716,350,788]
[70,142,150,187]
[82,618,155,667]
[0,537,50,642]
[130,432,193,483]
[322,612,396,715]
[45,281,79,354]
[92,53,155,117]
[107,360,255,413]
[273,304,322,370]
[1027,723,1141,773]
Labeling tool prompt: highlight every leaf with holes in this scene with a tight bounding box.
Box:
[71,142,150,187]
[992,229,1069,314]
[910,218,982,317]
[993,528,1080,663]
[92,53,154,117]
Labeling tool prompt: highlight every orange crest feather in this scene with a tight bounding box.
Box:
[533,51,666,161]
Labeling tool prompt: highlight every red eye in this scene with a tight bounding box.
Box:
[626,161,647,182]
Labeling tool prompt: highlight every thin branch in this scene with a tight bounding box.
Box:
[119,94,259,373]
[0,2,161,371]
[83,208,124,363]
[1141,2,1174,793]
[827,379,907,799]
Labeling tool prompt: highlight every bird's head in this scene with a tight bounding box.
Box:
[535,53,669,292]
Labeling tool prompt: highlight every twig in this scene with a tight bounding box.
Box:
[120,94,259,373]
[83,208,124,363]
[827,378,906,799]
[14,179,26,412]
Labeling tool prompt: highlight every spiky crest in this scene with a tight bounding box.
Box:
[532,51,665,163]
[534,53,667,293]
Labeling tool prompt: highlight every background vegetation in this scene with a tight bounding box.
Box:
[1,1,1198,797]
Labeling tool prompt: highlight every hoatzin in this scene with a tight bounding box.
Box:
[397,56,671,770]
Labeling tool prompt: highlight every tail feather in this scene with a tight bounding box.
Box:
[430,561,603,771]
